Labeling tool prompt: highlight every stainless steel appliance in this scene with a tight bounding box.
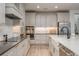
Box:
[26,26,34,40]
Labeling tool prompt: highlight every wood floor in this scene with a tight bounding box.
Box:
[27,44,52,56]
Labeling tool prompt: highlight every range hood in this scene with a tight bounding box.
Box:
[5,14,21,19]
[5,6,22,19]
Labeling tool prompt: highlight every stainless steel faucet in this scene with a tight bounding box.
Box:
[3,34,8,42]
[61,26,70,39]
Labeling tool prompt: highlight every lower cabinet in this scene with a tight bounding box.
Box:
[49,38,53,55]
[49,37,59,56]
[2,38,30,56]
[33,34,49,44]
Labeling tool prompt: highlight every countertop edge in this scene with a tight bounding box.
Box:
[0,39,26,56]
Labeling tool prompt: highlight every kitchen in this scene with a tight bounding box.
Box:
[0,3,79,56]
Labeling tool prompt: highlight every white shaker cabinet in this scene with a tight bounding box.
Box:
[34,34,49,44]
[0,3,5,35]
[16,39,30,56]
[49,37,59,56]
[25,13,36,26]
[25,13,30,26]
[26,13,57,27]
[0,3,5,25]
[35,14,41,27]
[35,13,57,27]
[46,13,57,27]
[40,14,47,27]
[35,13,47,27]
[49,38,53,55]
[30,13,36,26]
[57,12,69,22]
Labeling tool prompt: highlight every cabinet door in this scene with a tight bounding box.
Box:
[35,13,47,27]
[49,38,53,55]
[35,34,48,44]
[40,14,47,27]
[22,39,30,56]
[47,13,57,27]
[30,13,36,26]
[16,42,24,56]
[49,37,59,56]
[25,13,36,26]
[57,13,69,22]
[49,37,52,50]
[0,3,5,24]
[25,13,31,26]
[23,38,30,55]
[35,14,41,27]
[15,39,30,56]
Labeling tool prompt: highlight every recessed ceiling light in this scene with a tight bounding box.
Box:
[54,6,58,8]
[37,5,40,8]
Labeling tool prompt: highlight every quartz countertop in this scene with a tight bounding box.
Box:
[49,35,79,56]
[0,38,24,55]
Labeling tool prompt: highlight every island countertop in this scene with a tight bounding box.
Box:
[49,35,79,56]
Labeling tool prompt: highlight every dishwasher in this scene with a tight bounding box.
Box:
[59,43,75,56]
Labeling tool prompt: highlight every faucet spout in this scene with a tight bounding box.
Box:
[3,34,8,42]
[61,26,70,39]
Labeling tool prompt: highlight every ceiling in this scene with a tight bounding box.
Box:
[24,3,79,12]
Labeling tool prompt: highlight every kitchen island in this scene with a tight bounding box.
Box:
[49,35,79,56]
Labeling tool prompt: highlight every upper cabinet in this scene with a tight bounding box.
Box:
[5,3,22,19]
[35,13,41,27]
[25,13,36,26]
[57,12,69,22]
[25,12,70,27]
[35,13,57,27]
[0,3,5,25]
[35,13,47,27]
[46,13,57,27]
